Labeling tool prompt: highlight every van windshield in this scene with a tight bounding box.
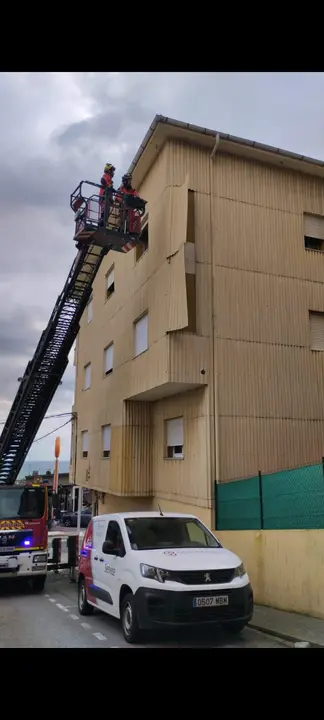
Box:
[124,517,221,551]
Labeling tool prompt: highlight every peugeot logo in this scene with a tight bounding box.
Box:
[204,572,211,582]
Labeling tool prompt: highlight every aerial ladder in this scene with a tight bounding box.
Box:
[0,181,147,485]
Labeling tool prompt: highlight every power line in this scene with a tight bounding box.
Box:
[32,417,73,444]
[0,411,73,427]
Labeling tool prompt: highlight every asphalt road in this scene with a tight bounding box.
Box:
[0,572,292,648]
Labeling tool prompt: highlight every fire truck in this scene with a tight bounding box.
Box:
[0,481,50,590]
[0,179,146,590]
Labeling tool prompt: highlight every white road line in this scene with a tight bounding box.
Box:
[81,622,92,630]
[110,645,120,648]
[69,614,79,621]
[49,598,56,603]
[45,594,49,597]
[93,632,106,641]
[56,603,69,611]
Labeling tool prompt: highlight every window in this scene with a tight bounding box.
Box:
[105,520,126,557]
[124,516,220,551]
[304,213,324,251]
[84,363,91,390]
[81,430,89,458]
[165,417,184,459]
[135,218,149,262]
[87,296,93,323]
[104,343,114,375]
[134,312,148,356]
[106,266,115,300]
[309,311,324,351]
[102,424,111,458]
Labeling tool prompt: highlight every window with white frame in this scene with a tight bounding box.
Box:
[106,266,115,300]
[84,363,91,390]
[134,312,148,357]
[102,424,111,458]
[104,343,114,375]
[81,430,89,458]
[165,417,184,459]
[309,310,324,351]
[87,296,93,323]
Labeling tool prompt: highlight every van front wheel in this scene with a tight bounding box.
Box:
[121,593,141,644]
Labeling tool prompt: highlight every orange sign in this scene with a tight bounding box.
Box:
[54,436,61,459]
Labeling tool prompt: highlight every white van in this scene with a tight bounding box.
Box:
[78,511,253,643]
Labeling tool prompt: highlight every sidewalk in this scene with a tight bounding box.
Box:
[250,605,324,647]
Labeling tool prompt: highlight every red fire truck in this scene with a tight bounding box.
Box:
[0,481,50,591]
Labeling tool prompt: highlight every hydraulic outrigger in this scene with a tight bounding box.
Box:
[0,180,147,485]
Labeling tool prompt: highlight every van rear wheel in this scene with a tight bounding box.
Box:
[78,577,94,616]
[121,593,141,644]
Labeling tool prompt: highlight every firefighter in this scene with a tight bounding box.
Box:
[99,163,115,226]
[116,173,141,234]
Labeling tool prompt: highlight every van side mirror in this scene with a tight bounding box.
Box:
[102,540,115,555]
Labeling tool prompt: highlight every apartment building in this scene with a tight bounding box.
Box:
[70,115,324,529]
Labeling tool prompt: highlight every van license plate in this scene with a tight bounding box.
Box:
[193,595,229,608]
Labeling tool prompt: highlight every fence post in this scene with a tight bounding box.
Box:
[214,482,218,530]
[258,470,264,529]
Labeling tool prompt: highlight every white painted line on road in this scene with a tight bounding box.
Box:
[81,622,92,630]
[45,593,49,597]
[110,646,120,648]
[49,598,56,603]
[56,603,69,612]
[69,614,79,621]
[93,632,106,641]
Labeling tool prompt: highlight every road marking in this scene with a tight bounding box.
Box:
[110,645,120,648]
[49,598,56,603]
[93,632,106,641]
[56,603,69,612]
[69,614,79,621]
[45,593,49,597]
[81,622,92,630]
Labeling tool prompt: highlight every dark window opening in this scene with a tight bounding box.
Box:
[305,236,324,251]
[106,281,114,299]
[82,451,88,459]
[167,445,183,459]
[103,450,110,458]
[105,368,113,376]
[136,223,149,262]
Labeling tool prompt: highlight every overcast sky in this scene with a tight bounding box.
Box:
[1,71,324,463]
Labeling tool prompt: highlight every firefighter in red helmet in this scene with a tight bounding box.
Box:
[99,163,115,226]
[116,173,141,234]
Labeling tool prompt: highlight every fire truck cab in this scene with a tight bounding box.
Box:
[0,482,50,591]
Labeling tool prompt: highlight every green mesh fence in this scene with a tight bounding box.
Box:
[216,476,261,530]
[216,462,324,530]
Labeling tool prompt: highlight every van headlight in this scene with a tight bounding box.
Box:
[233,563,246,578]
[140,564,170,583]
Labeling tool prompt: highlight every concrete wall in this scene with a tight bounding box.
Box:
[216,529,324,619]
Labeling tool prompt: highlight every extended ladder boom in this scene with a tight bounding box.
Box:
[0,243,105,484]
[0,178,146,485]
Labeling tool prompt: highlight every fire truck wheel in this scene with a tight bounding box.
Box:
[78,576,94,616]
[31,575,46,593]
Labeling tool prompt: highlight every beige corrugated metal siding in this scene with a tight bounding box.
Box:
[152,388,211,506]
[73,131,324,510]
